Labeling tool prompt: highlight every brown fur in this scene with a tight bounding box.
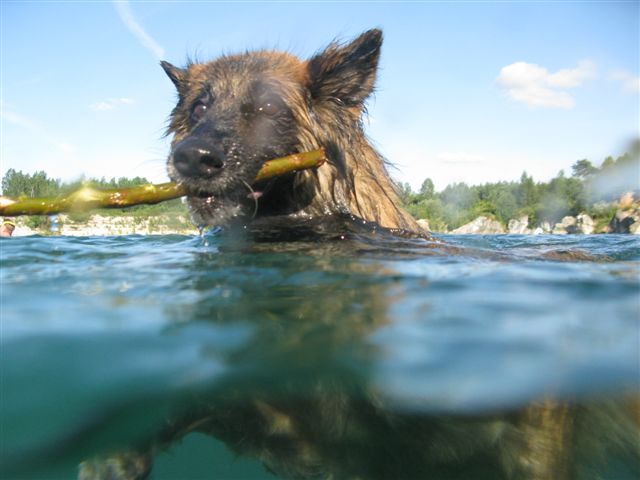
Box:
[162,29,423,236]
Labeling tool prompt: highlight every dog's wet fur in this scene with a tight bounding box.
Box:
[77,31,639,479]
[162,29,423,237]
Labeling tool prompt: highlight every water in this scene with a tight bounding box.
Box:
[1,231,639,479]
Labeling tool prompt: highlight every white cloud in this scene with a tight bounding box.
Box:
[90,101,115,112]
[547,61,596,87]
[496,60,596,109]
[89,97,135,112]
[113,0,164,60]
[609,70,640,93]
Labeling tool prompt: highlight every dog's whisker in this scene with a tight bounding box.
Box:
[241,180,260,219]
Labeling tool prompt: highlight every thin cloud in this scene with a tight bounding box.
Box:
[1,108,75,153]
[113,0,164,59]
[609,70,640,93]
[89,97,135,112]
[496,60,596,109]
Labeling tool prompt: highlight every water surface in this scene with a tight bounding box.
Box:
[1,232,638,479]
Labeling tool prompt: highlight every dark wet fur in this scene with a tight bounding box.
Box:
[162,29,425,236]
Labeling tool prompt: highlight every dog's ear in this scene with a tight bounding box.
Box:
[160,61,187,92]
[308,29,382,107]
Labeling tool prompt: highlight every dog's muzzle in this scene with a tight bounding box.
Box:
[172,138,225,179]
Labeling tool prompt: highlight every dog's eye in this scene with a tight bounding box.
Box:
[240,100,282,118]
[191,102,208,121]
[257,101,280,116]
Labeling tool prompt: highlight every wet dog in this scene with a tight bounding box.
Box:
[78,31,639,480]
[162,29,423,237]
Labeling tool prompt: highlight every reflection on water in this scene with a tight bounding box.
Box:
[1,229,639,479]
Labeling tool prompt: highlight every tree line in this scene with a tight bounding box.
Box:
[1,170,152,198]
[1,143,638,232]
[0,170,188,228]
[397,143,639,232]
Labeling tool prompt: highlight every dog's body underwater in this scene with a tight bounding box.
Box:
[78,30,639,480]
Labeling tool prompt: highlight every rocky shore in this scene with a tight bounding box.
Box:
[7,195,640,237]
[425,194,640,235]
[11,214,198,237]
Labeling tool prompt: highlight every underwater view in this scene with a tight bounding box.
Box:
[1,231,639,479]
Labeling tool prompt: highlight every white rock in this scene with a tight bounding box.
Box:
[451,216,505,234]
[416,218,430,232]
[539,221,552,233]
[507,215,530,234]
[576,213,595,234]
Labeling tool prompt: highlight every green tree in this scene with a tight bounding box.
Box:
[515,172,539,221]
[1,169,60,197]
[537,193,568,223]
[396,181,413,204]
[471,199,496,218]
[601,156,616,170]
[537,172,586,223]
[440,182,476,210]
[419,178,435,199]
[490,189,518,223]
[2,169,25,196]
[571,159,597,178]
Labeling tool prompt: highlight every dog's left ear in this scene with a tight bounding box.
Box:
[308,29,382,107]
[160,61,187,93]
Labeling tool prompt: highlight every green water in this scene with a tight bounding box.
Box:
[1,232,639,479]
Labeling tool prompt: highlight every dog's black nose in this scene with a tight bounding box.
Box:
[172,138,225,178]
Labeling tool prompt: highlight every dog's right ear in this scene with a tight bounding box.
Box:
[160,61,186,92]
[307,29,383,108]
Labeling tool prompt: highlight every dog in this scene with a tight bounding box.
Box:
[162,29,424,238]
[78,30,639,480]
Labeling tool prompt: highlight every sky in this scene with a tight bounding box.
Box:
[1,1,638,192]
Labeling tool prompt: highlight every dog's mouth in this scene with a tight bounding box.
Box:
[170,148,325,226]
[187,184,264,201]
[181,167,272,204]
[175,173,272,226]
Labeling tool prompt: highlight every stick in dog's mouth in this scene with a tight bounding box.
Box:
[0,149,326,217]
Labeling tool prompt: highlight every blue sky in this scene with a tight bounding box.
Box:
[1,1,638,192]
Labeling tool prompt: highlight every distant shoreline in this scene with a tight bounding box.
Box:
[11,214,198,237]
[9,211,639,237]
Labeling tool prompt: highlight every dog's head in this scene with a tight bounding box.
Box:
[163,29,382,226]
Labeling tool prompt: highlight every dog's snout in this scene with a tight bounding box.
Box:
[173,139,225,178]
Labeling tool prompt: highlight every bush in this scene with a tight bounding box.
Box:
[25,215,50,230]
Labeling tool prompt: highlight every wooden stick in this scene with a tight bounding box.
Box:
[0,149,325,216]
